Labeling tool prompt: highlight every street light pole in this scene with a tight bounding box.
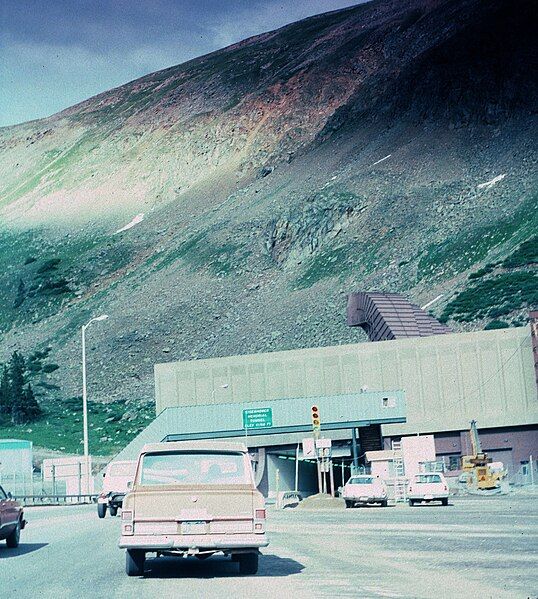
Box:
[82,324,88,479]
[81,314,108,493]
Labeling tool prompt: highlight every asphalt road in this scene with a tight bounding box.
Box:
[1,494,536,599]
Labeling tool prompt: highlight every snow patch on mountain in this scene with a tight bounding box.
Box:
[115,213,145,234]
[477,174,506,189]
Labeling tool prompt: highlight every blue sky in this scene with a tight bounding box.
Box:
[0,0,362,127]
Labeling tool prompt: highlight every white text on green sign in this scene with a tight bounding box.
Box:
[243,408,273,429]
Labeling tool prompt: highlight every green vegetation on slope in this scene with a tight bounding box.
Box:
[0,223,144,334]
[418,193,538,279]
[502,235,538,268]
[442,232,538,325]
[155,232,251,277]
[0,396,152,456]
[441,271,538,322]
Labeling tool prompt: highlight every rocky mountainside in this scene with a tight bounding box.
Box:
[0,0,536,454]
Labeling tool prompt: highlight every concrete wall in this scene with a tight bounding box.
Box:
[266,454,296,498]
[155,326,537,436]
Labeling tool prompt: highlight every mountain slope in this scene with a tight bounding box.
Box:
[0,0,536,454]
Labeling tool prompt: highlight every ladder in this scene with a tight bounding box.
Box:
[391,440,407,502]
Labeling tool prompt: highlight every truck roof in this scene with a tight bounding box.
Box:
[139,440,248,455]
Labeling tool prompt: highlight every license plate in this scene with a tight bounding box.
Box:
[360,496,368,502]
[424,495,434,500]
[181,521,207,535]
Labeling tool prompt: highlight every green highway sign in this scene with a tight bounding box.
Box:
[242,407,273,429]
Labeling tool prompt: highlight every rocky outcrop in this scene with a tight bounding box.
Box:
[266,194,363,265]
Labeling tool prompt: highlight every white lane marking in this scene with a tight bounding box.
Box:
[371,154,391,166]
[114,213,144,234]
[477,173,506,189]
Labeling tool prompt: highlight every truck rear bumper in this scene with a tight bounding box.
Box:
[98,493,125,506]
[119,533,269,551]
[344,496,386,503]
[408,494,448,500]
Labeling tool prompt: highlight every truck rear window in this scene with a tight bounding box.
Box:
[139,451,252,486]
[348,477,374,485]
[109,463,136,477]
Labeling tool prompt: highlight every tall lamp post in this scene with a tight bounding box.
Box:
[82,314,108,493]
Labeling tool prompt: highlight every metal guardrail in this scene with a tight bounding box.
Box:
[14,494,98,506]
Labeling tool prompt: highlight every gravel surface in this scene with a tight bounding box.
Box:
[1,494,536,598]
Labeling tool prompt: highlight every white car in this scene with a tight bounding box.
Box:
[408,473,449,506]
[98,460,137,518]
[342,475,388,507]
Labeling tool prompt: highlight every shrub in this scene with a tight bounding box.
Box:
[39,278,70,295]
[442,271,538,322]
[13,278,26,308]
[36,258,61,274]
[484,320,510,330]
[468,265,494,280]
[488,305,511,318]
[36,381,60,391]
[503,236,538,268]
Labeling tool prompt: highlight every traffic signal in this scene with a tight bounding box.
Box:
[311,405,321,432]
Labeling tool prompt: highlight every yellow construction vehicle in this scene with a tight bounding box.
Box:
[460,420,506,491]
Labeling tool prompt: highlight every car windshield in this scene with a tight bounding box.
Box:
[139,451,252,485]
[348,477,374,485]
[109,463,136,477]
[415,474,442,484]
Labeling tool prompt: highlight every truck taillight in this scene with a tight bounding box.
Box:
[122,510,134,535]
[254,508,266,533]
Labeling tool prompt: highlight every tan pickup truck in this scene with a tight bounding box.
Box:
[119,440,268,576]
[98,460,137,518]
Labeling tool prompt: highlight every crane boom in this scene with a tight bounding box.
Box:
[469,419,482,455]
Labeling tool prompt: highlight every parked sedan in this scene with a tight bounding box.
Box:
[0,485,26,548]
[342,475,388,507]
[408,473,449,506]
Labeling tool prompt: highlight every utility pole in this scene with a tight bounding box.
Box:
[351,427,359,474]
[294,443,300,493]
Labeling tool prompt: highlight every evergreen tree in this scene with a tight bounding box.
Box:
[9,351,25,401]
[12,383,41,425]
[24,384,41,420]
[0,365,10,417]
[0,351,42,425]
